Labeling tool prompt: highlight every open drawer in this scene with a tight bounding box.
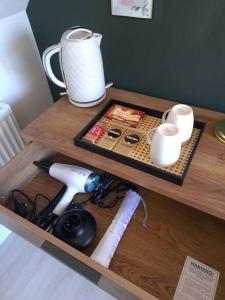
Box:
[0,142,225,300]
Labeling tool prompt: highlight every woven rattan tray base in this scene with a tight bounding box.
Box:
[74,99,205,185]
[98,116,201,178]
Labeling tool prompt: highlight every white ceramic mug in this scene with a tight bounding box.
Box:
[162,104,194,143]
[147,123,182,168]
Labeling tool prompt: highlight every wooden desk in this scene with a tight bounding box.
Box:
[24,88,225,220]
[1,88,225,299]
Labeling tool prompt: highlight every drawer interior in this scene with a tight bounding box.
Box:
[1,144,225,300]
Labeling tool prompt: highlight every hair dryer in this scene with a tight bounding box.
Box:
[34,161,100,216]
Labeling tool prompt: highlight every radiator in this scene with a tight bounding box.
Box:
[0,103,25,168]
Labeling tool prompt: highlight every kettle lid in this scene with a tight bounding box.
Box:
[64,27,93,41]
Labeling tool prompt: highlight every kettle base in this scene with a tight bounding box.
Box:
[68,93,106,108]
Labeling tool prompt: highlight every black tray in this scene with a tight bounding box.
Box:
[74,99,205,185]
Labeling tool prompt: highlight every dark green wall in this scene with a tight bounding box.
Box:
[27,0,225,112]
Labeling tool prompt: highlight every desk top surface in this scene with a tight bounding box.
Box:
[23,88,225,220]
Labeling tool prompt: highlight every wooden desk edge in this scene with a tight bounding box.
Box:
[23,88,225,220]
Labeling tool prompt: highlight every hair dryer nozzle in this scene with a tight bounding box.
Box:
[33,160,54,174]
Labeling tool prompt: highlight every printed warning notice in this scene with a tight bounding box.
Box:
[173,256,220,300]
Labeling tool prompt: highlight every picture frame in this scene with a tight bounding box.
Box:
[111,0,153,19]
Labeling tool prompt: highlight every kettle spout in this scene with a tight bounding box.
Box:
[94,33,102,46]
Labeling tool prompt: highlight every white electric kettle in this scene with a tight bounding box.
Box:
[42,26,110,107]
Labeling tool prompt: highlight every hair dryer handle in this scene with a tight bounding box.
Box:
[53,186,77,216]
[42,44,66,89]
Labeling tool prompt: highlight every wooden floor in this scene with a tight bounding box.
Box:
[0,231,114,300]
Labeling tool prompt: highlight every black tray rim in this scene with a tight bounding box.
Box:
[74,99,206,186]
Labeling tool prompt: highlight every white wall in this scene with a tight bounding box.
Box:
[0,3,53,128]
[0,0,29,19]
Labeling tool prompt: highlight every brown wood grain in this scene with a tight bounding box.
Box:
[0,147,154,300]
[23,88,225,220]
[0,205,154,300]
[4,153,225,300]
[0,143,55,201]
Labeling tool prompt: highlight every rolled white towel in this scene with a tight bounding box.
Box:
[91,189,142,268]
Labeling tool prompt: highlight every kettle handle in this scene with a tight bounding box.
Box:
[42,44,66,88]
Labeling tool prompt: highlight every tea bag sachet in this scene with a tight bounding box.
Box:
[83,122,106,144]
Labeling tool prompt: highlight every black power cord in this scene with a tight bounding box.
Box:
[69,173,138,209]
[32,186,67,230]
[10,173,138,230]
[10,189,51,221]
[91,177,138,208]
